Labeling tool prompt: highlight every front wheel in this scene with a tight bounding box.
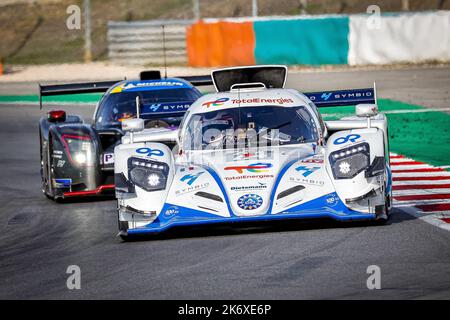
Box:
[374,192,391,225]
[119,234,131,241]
[118,217,131,241]
[40,137,55,200]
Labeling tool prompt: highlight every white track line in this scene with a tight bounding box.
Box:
[400,205,450,231]
[393,171,450,178]
[393,189,450,196]
[420,214,450,231]
[390,158,416,163]
[393,179,450,186]
[389,156,450,170]
[393,199,450,206]
[391,164,434,171]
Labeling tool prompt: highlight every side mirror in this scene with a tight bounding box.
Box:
[121,118,144,133]
[356,104,378,117]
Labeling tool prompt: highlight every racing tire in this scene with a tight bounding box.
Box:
[118,219,131,241]
[40,135,55,200]
[119,234,131,242]
[374,194,391,225]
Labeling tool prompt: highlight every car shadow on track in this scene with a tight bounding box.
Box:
[53,195,115,204]
[120,208,415,242]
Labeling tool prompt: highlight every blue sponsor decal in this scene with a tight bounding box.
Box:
[333,134,361,145]
[325,193,340,207]
[164,206,179,216]
[295,166,320,177]
[54,178,72,188]
[180,172,204,186]
[237,194,263,210]
[122,79,190,92]
[141,102,192,114]
[148,104,161,112]
[321,92,332,100]
[136,147,164,157]
[305,88,375,107]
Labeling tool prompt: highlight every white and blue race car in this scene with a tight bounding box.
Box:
[114,65,392,239]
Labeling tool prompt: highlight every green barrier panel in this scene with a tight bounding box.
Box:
[0,93,102,104]
[254,17,349,65]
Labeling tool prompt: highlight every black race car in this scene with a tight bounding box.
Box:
[39,71,211,200]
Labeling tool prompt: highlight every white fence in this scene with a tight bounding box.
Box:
[348,11,450,65]
[107,20,192,65]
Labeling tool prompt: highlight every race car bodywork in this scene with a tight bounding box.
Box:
[114,65,392,237]
[39,71,211,200]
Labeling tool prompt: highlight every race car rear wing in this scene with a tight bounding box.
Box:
[38,74,213,109]
[39,80,122,109]
[304,86,376,107]
[180,75,213,87]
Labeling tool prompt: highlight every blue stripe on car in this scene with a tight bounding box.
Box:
[128,193,376,234]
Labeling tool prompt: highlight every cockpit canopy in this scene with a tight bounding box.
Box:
[182,105,319,151]
[95,80,202,131]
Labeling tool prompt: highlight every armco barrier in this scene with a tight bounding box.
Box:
[107,20,192,65]
[186,12,450,67]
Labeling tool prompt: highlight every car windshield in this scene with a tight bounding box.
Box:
[183,105,319,151]
[95,88,201,130]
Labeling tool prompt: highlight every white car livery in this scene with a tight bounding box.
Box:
[114,65,392,238]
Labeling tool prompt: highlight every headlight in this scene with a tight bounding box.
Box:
[128,157,169,191]
[74,152,87,165]
[329,143,370,179]
[61,134,94,167]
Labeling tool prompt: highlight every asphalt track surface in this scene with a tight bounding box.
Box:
[0,67,450,299]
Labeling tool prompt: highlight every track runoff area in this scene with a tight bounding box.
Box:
[1,92,449,230]
[390,153,450,231]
